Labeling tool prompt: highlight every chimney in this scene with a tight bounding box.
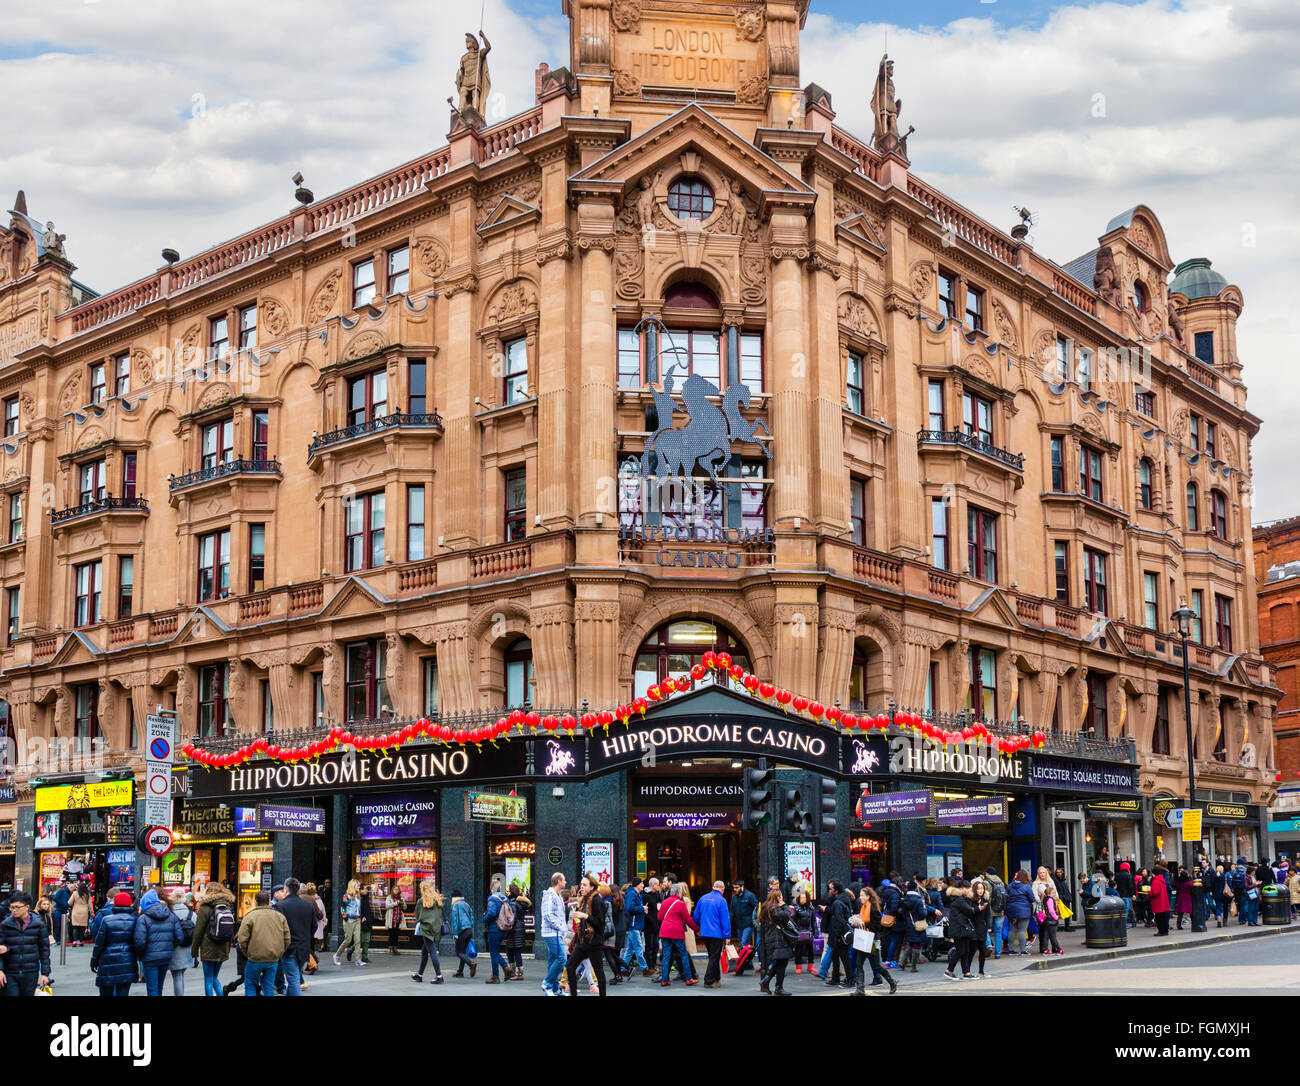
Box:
[535,62,550,102]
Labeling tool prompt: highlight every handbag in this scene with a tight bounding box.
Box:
[1058,902,1073,920]
[1033,906,1047,924]
[912,918,928,933]
[880,912,896,928]
[797,926,813,943]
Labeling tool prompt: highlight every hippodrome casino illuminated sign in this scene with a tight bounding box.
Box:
[588,713,837,774]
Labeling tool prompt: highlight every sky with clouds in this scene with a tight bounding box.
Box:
[2,0,1295,523]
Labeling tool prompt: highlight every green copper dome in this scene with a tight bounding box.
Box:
[1169,257,1228,300]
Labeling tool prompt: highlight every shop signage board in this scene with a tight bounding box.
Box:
[855,789,934,822]
[588,712,838,774]
[352,792,438,840]
[1206,802,1249,820]
[0,782,14,802]
[465,791,529,824]
[1181,808,1203,842]
[0,821,15,855]
[536,736,585,779]
[358,845,437,874]
[783,840,816,886]
[105,809,136,845]
[579,840,615,885]
[1153,799,1178,828]
[934,796,1010,826]
[1087,799,1141,813]
[35,813,61,849]
[256,804,325,834]
[844,734,1026,785]
[629,776,744,806]
[172,801,262,843]
[1267,816,1300,834]
[35,779,134,813]
[634,810,736,830]
[1025,756,1140,796]
[189,742,528,799]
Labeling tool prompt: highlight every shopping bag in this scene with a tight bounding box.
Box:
[926,923,944,939]
[684,930,698,956]
[466,938,478,959]
[1058,902,1073,921]
[852,928,875,953]
[812,935,825,955]
[725,943,739,963]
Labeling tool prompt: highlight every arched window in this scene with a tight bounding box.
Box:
[667,176,714,221]
[1186,482,1199,531]
[1138,459,1153,509]
[662,281,719,310]
[1132,280,1148,313]
[505,638,533,707]
[633,620,750,698]
[1210,489,1228,538]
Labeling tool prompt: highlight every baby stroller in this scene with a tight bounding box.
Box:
[923,912,953,962]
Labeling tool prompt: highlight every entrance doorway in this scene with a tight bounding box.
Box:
[635,824,759,901]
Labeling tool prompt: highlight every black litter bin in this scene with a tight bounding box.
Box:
[1084,894,1128,948]
[1261,885,1291,926]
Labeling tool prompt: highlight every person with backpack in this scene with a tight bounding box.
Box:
[729,879,758,955]
[897,881,930,973]
[482,875,510,983]
[980,867,1007,956]
[134,887,183,997]
[191,881,237,996]
[1242,864,1262,926]
[1005,870,1035,955]
[89,891,137,997]
[564,875,609,996]
[237,890,291,996]
[504,882,532,981]
[878,875,904,968]
[449,890,476,978]
[1229,858,1247,924]
[166,891,197,996]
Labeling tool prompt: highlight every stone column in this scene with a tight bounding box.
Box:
[535,147,574,530]
[574,599,620,708]
[816,600,856,709]
[530,604,575,708]
[769,211,811,531]
[576,201,618,554]
[441,183,481,547]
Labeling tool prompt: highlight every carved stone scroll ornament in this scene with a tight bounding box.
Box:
[307,269,342,324]
[414,238,449,279]
[261,297,291,337]
[837,293,878,339]
[908,259,934,300]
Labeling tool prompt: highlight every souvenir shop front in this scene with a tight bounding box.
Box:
[32,777,136,905]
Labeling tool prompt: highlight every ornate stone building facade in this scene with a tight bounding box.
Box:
[0,0,1279,898]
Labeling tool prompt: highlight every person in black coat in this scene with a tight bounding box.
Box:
[91,894,139,997]
[0,892,52,996]
[643,879,662,971]
[968,879,993,976]
[758,891,795,996]
[1052,867,1074,931]
[944,882,977,980]
[274,878,317,996]
[826,880,855,987]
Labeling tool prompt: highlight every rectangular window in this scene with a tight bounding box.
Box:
[2,396,17,437]
[964,285,984,333]
[1205,421,1218,460]
[969,647,997,721]
[962,392,993,445]
[261,680,274,734]
[121,451,137,501]
[74,683,99,743]
[1190,413,1201,450]
[1211,490,1228,538]
[89,362,106,405]
[238,303,257,350]
[198,663,228,738]
[967,506,997,582]
[118,555,134,619]
[739,333,764,391]
[739,460,768,534]
[344,492,385,572]
[503,338,529,404]
[1054,541,1069,604]
[850,478,867,547]
[313,673,325,727]
[1083,547,1107,615]
[352,259,376,309]
[504,469,527,541]
[1054,335,1070,384]
[1143,571,1159,630]
[248,523,266,593]
[345,640,391,722]
[1076,348,1093,392]
[78,460,106,505]
[932,498,949,570]
[1080,445,1103,502]
[347,369,388,426]
[506,643,532,707]
[938,270,957,319]
[200,419,234,470]
[927,380,945,431]
[74,560,102,626]
[407,485,425,561]
[197,529,231,601]
[252,411,269,462]
[660,327,722,386]
[1134,389,1154,416]
[5,586,18,645]
[925,661,937,718]
[846,350,865,415]
[408,361,426,416]
[1186,483,1200,531]
[1050,436,1065,491]
[1191,589,1204,644]
[114,354,131,397]
[1214,594,1233,653]
[617,328,642,389]
[209,315,229,363]
[1086,672,1109,738]
[1152,690,1170,755]
[7,492,21,544]
[1194,331,1214,365]
[423,658,439,715]
[387,245,410,295]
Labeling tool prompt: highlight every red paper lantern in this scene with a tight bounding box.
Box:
[508,709,525,726]
[454,729,469,744]
[690,664,707,681]
[702,651,717,669]
[597,710,614,727]
[729,664,745,681]
[632,697,648,717]
[775,689,792,706]
[267,745,282,759]
[841,713,858,730]
[560,714,577,731]
[616,705,631,721]
[809,702,824,718]
[434,725,451,741]
[182,744,194,756]
[676,676,692,691]
[580,713,597,730]
[663,678,678,695]
[647,685,662,702]
[743,674,760,692]
[758,682,775,699]
[717,652,733,669]
[524,711,541,729]
[543,716,559,731]
[826,706,842,723]
[252,738,269,752]
[792,695,809,713]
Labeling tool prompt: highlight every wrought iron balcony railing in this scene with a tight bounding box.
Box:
[308,411,444,456]
[50,494,149,524]
[170,458,283,492]
[917,429,1025,471]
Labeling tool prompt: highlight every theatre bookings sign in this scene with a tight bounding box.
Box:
[188,742,527,799]
[855,789,934,822]
[588,714,837,774]
[1026,756,1140,796]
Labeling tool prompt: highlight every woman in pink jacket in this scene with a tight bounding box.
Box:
[655,884,699,987]
[1147,862,1171,936]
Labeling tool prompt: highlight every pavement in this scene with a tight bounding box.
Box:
[38,913,1299,997]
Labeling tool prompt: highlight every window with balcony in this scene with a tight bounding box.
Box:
[114,355,130,397]
[969,647,997,721]
[248,523,266,593]
[1194,332,1214,365]
[2,396,17,437]
[503,337,529,405]
[932,498,949,571]
[352,259,376,309]
[962,392,993,445]
[74,682,99,743]
[209,315,229,363]
[1135,389,1155,417]
[1080,445,1103,502]
[846,350,865,415]
[118,555,134,619]
[505,638,533,707]
[1085,672,1109,737]
[1143,570,1159,629]
[197,663,228,738]
[1138,458,1153,509]
[74,560,101,626]
[1054,541,1069,604]
[1186,482,1199,531]
[422,658,438,715]
[1083,547,1107,614]
[387,245,409,295]
[617,328,642,389]
[1191,589,1204,644]
[197,529,231,601]
[201,419,234,470]
[1152,689,1170,754]
[964,285,984,333]
[5,587,18,645]
[121,452,137,501]
[408,361,426,415]
[347,370,388,426]
[938,269,957,320]
[345,639,391,721]
[740,461,768,534]
[1050,435,1065,492]
[667,176,713,220]
[78,460,106,505]
[89,362,106,405]
[927,380,945,431]
[344,492,385,572]
[1214,594,1233,653]
[1210,489,1228,538]
[504,468,526,542]
[238,303,257,350]
[7,493,21,544]
[252,411,269,462]
[407,485,425,561]
[967,506,997,583]
[850,478,867,547]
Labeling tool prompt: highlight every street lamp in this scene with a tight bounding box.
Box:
[1171,602,1206,931]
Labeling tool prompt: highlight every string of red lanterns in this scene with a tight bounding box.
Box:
[181,649,1049,769]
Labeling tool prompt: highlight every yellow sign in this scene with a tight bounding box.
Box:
[35,779,134,813]
[1206,802,1248,820]
[1182,809,1202,842]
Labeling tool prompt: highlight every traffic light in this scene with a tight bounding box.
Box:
[742,766,775,829]
[781,785,812,835]
[815,777,838,834]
